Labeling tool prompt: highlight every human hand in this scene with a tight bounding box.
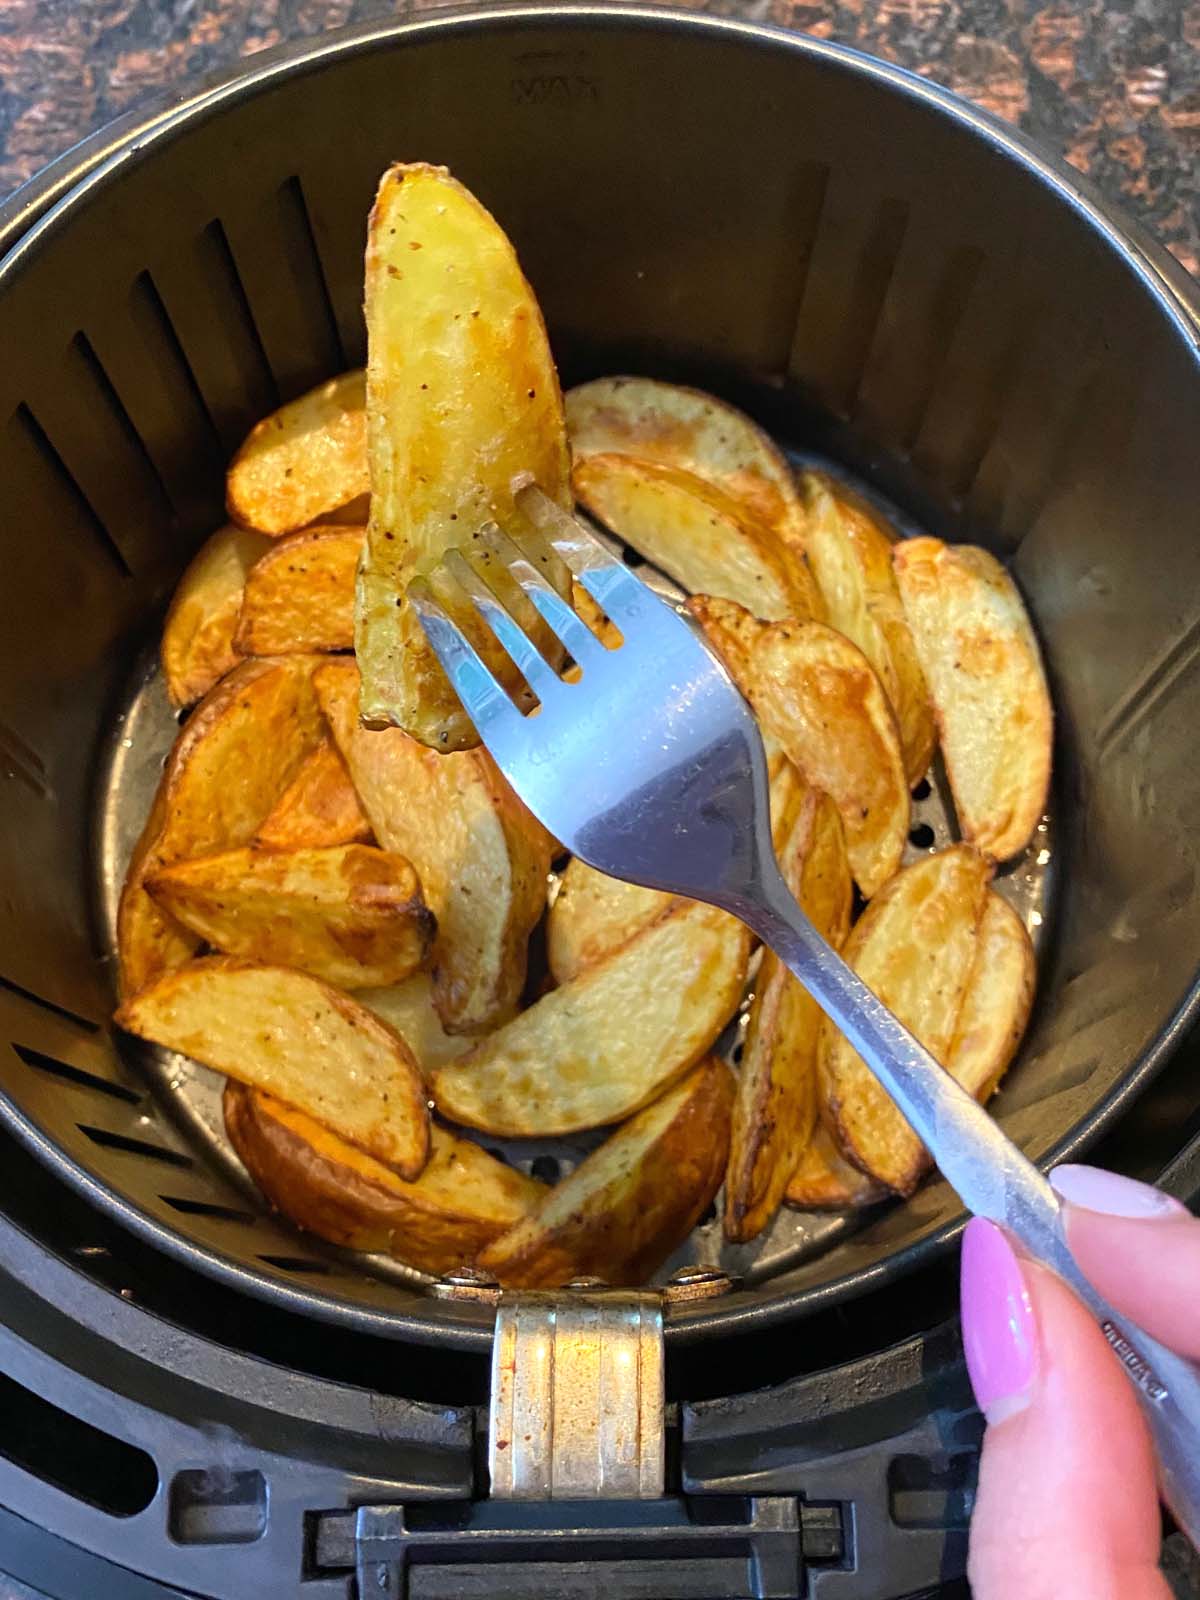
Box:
[961,1165,1200,1600]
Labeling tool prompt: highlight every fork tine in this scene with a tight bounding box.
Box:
[408,577,529,745]
[468,523,606,666]
[514,480,672,633]
[441,546,565,704]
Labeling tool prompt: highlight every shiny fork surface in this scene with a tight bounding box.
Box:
[409,483,1200,1544]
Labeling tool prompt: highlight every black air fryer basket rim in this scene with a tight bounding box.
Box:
[1,2,1198,1356]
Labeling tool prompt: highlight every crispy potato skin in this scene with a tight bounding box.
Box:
[800,475,934,785]
[161,525,271,707]
[225,1085,544,1274]
[893,537,1052,860]
[254,739,373,849]
[316,659,551,1033]
[227,371,369,535]
[116,656,325,997]
[146,844,435,988]
[689,597,909,897]
[725,790,852,1241]
[819,846,992,1194]
[234,525,363,655]
[566,377,814,566]
[574,453,816,622]
[355,163,571,750]
[948,891,1036,1103]
[432,901,751,1136]
[784,1123,888,1211]
[478,1058,734,1287]
[116,956,429,1177]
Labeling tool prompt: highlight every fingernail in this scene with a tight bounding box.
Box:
[1049,1164,1188,1219]
[960,1217,1039,1425]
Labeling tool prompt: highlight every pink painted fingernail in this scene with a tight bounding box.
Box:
[1049,1164,1188,1219]
[960,1217,1039,1425]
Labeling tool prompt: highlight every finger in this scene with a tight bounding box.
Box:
[1050,1165,1200,1360]
[962,1218,1169,1600]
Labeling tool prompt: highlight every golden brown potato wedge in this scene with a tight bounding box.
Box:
[948,890,1037,1103]
[355,163,572,750]
[145,844,435,989]
[116,957,429,1178]
[547,864,675,986]
[357,974,473,1072]
[227,371,369,536]
[478,1058,734,1287]
[800,474,934,785]
[225,1084,544,1274]
[819,845,992,1194]
[893,538,1052,860]
[117,656,325,997]
[432,900,751,1137]
[566,377,815,567]
[234,525,363,655]
[689,597,909,897]
[545,755,803,985]
[784,1123,888,1211]
[316,659,551,1033]
[574,454,816,621]
[161,525,272,707]
[725,788,852,1241]
[254,738,372,850]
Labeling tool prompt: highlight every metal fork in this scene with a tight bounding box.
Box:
[409,481,1200,1543]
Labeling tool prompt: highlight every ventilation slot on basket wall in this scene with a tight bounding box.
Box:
[217,177,346,396]
[257,1254,331,1275]
[0,973,101,1034]
[0,719,49,799]
[159,1194,257,1224]
[11,404,130,578]
[77,1125,194,1169]
[11,1044,140,1106]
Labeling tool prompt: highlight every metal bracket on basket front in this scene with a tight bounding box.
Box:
[488,1286,665,1499]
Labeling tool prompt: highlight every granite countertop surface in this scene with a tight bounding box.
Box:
[0,0,1197,275]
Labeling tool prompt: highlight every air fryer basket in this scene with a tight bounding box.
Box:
[0,4,1197,1352]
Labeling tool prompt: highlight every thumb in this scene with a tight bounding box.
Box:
[961,1216,1170,1600]
[1048,1164,1200,1359]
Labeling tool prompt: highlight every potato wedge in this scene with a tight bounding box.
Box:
[478,1058,734,1288]
[117,656,324,997]
[254,738,372,850]
[225,1084,543,1274]
[689,597,909,897]
[725,789,852,1241]
[566,377,815,566]
[145,844,435,989]
[893,538,1052,860]
[784,1123,888,1211]
[355,163,572,750]
[819,845,992,1194]
[116,957,429,1177]
[574,454,815,622]
[316,659,551,1033]
[234,525,363,655]
[432,900,751,1137]
[948,890,1037,1103]
[800,475,934,785]
[227,371,369,536]
[545,755,803,985]
[357,974,473,1072]
[161,525,272,707]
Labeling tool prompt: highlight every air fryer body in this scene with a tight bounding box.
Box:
[0,6,1197,1352]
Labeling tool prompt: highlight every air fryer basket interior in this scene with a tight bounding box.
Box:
[0,6,1198,1351]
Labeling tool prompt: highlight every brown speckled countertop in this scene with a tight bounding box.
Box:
[0,0,1196,275]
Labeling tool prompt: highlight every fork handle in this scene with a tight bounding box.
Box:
[735,858,1200,1548]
